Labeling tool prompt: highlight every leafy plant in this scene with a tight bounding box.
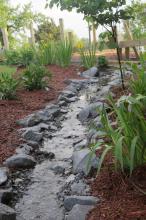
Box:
[39,41,56,65]
[94,94,146,175]
[98,56,108,68]
[80,44,97,69]
[23,63,52,90]
[4,50,21,65]
[0,72,19,100]
[130,53,146,95]
[56,40,73,67]
[19,46,35,66]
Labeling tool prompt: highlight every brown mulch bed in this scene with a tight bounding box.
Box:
[88,165,146,220]
[87,85,146,220]
[0,64,81,164]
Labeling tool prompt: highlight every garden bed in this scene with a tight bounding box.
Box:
[0,64,81,164]
[87,84,146,220]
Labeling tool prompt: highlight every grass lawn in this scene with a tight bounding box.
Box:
[0,65,17,74]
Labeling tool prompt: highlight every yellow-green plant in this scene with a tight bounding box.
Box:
[80,44,97,69]
[130,53,146,95]
[56,40,73,67]
[39,41,56,65]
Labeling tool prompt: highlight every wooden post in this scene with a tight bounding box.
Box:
[29,21,35,46]
[1,27,9,50]
[88,22,91,45]
[123,21,139,59]
[59,18,64,41]
[68,32,73,43]
[92,24,96,45]
[125,47,130,60]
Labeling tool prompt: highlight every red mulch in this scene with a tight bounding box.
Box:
[88,165,146,220]
[0,64,81,164]
[87,85,146,220]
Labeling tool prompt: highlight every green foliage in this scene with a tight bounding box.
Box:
[4,50,21,65]
[80,44,97,69]
[129,53,146,95]
[56,40,73,67]
[98,56,108,68]
[35,16,60,43]
[19,46,35,66]
[4,46,35,66]
[39,41,56,65]
[49,0,132,27]
[0,72,19,100]
[127,0,146,40]
[95,95,146,175]
[23,63,52,91]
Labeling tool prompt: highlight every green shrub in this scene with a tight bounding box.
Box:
[39,41,56,65]
[23,63,52,90]
[56,40,73,67]
[0,72,19,100]
[19,47,35,66]
[4,50,21,65]
[4,47,35,66]
[80,44,97,69]
[93,95,146,175]
[130,53,146,95]
[98,56,108,68]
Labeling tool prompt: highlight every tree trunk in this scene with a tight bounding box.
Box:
[88,22,91,45]
[1,27,9,50]
[29,22,35,46]
[92,23,96,45]
[112,26,125,90]
[59,18,64,41]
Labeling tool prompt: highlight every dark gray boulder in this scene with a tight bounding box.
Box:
[22,130,43,142]
[64,195,98,211]
[72,149,99,175]
[4,154,36,169]
[66,204,94,220]
[0,203,16,220]
[0,188,12,205]
[81,67,99,78]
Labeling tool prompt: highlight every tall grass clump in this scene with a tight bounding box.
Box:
[79,44,97,69]
[39,41,56,65]
[56,40,73,67]
[130,53,146,96]
[94,94,146,175]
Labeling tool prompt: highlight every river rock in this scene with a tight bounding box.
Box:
[15,144,33,155]
[4,155,36,169]
[73,139,88,151]
[0,188,13,205]
[72,149,99,175]
[71,180,89,195]
[22,130,43,142]
[81,67,99,78]
[0,167,9,186]
[64,195,98,211]
[77,102,104,123]
[51,164,65,175]
[61,90,76,98]
[44,104,60,118]
[66,204,94,220]
[0,203,16,220]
